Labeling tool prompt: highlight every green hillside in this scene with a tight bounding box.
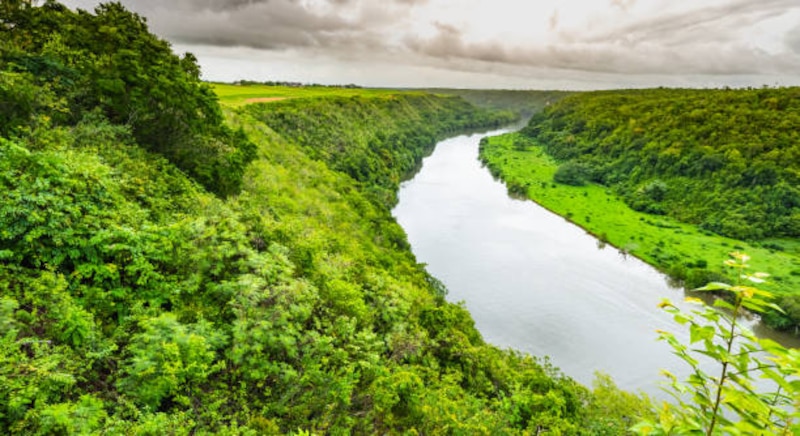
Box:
[0,2,650,433]
[244,93,515,207]
[523,88,800,240]
[480,88,800,331]
[423,88,573,118]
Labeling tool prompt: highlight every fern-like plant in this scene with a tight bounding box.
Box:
[634,252,799,435]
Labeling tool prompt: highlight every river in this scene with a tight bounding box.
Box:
[392,129,796,398]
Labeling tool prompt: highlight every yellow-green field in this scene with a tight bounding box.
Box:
[211,83,424,107]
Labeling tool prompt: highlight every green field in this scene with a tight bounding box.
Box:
[211,83,425,107]
[480,133,800,329]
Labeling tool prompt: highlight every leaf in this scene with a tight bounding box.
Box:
[673,313,691,325]
[695,282,731,292]
[689,324,715,344]
[684,297,705,306]
[712,298,735,311]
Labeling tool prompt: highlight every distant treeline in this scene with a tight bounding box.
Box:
[230,79,363,88]
[424,88,573,118]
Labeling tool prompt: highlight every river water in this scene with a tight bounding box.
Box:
[392,129,795,398]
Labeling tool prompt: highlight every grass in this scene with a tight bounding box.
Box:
[211,83,423,107]
[479,133,800,299]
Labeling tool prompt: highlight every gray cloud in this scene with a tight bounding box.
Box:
[548,10,559,31]
[65,0,420,51]
[142,1,366,50]
[405,23,512,64]
[406,0,800,75]
[583,0,796,45]
[62,0,800,86]
[787,25,800,54]
[157,2,351,50]
[610,0,636,12]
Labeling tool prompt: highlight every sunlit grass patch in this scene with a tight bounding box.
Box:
[210,83,425,107]
[479,133,800,300]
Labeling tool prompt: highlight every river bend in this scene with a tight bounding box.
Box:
[393,130,706,396]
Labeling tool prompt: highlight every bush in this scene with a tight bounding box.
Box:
[553,161,591,186]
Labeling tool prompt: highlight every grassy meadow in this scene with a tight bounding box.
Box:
[480,133,800,307]
[211,83,423,107]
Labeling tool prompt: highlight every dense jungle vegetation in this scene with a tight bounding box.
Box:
[481,88,800,331]
[244,93,515,208]
[0,1,654,433]
[523,88,800,241]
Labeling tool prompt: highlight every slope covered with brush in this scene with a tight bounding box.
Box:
[0,2,649,434]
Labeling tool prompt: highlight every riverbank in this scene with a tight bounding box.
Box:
[479,132,800,333]
[395,130,712,397]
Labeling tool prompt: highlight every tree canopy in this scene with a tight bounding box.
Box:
[1,0,254,196]
[522,87,800,240]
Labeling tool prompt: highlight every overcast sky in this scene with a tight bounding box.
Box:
[61,0,800,89]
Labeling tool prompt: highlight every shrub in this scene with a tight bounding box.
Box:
[553,161,591,186]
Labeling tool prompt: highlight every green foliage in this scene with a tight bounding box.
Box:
[246,93,515,208]
[0,1,255,196]
[0,70,63,138]
[628,180,669,215]
[482,123,800,332]
[119,314,225,410]
[585,373,655,435]
[554,161,592,186]
[0,3,654,433]
[522,88,800,240]
[634,252,800,435]
[35,395,108,435]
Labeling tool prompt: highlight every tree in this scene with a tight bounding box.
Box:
[0,1,255,196]
[118,314,225,410]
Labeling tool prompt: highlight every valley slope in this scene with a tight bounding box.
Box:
[0,2,650,433]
